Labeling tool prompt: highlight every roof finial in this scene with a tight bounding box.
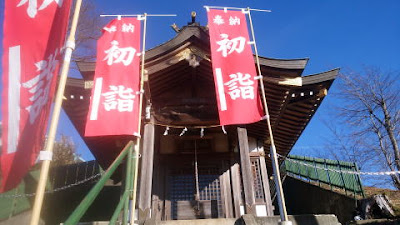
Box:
[171,23,180,33]
[191,11,196,24]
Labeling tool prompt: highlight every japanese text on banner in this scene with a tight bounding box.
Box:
[207,9,263,125]
[1,0,72,192]
[85,18,141,137]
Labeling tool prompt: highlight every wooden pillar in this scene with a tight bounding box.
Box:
[259,154,274,216]
[150,159,161,221]
[237,127,256,214]
[230,162,242,218]
[221,162,233,218]
[151,131,163,221]
[138,123,155,220]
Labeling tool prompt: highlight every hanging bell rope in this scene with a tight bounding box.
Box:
[194,140,201,215]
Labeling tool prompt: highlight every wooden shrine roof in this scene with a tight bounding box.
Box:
[65,23,338,170]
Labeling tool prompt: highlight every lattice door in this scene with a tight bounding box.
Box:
[169,166,223,219]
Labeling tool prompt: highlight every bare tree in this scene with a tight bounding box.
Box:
[322,122,369,169]
[332,67,400,189]
[69,0,103,63]
[321,119,393,188]
[52,135,79,167]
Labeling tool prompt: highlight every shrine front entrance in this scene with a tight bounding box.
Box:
[152,135,234,220]
[168,164,222,220]
[139,127,274,221]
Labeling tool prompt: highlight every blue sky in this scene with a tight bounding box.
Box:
[1,1,400,164]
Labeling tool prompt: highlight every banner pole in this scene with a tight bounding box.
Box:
[100,14,176,17]
[29,0,83,224]
[204,5,271,13]
[246,8,291,224]
[129,12,148,224]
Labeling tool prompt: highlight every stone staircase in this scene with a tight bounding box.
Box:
[75,214,342,225]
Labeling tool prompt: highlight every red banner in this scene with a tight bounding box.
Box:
[85,18,141,137]
[1,0,72,192]
[207,9,264,125]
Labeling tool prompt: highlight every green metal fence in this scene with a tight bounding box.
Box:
[282,155,365,198]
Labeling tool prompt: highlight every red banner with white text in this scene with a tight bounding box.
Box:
[207,9,263,125]
[85,18,141,137]
[1,0,72,192]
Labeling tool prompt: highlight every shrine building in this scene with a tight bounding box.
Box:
[63,17,338,221]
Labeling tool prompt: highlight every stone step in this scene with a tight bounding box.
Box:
[73,214,341,225]
[241,215,341,225]
[149,215,341,225]
[72,221,139,225]
[75,223,109,225]
[154,218,238,225]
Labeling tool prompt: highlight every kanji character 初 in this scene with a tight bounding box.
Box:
[104,25,117,33]
[22,49,59,124]
[122,23,134,33]
[229,16,240,25]
[213,15,225,25]
[102,85,136,112]
[17,0,63,18]
[216,34,246,57]
[224,72,255,100]
[103,40,136,66]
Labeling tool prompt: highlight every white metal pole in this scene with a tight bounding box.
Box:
[129,13,148,224]
[29,0,83,224]
[204,5,271,13]
[97,13,176,224]
[100,14,176,18]
[246,7,291,224]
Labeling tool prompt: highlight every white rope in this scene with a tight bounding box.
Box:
[179,127,188,136]
[194,140,200,202]
[153,123,230,135]
[221,126,227,134]
[163,126,169,136]
[152,122,222,129]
